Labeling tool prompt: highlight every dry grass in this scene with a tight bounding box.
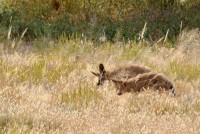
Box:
[0,29,200,133]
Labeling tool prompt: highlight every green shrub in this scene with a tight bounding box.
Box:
[0,0,199,42]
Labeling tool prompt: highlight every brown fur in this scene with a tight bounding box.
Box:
[111,72,175,96]
[91,63,151,86]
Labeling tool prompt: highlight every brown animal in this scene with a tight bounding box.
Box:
[111,72,175,96]
[91,63,151,86]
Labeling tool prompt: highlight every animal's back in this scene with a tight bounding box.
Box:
[109,64,151,79]
[127,72,156,91]
[135,72,173,91]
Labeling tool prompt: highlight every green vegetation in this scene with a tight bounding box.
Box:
[0,0,200,42]
[0,0,200,133]
[62,84,100,110]
[170,60,200,80]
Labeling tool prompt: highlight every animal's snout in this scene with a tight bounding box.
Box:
[97,80,103,86]
[97,82,101,86]
[116,90,122,95]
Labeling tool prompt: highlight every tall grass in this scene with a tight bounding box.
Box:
[0,29,200,133]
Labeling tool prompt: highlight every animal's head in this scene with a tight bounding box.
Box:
[111,79,130,95]
[91,63,109,86]
[150,75,176,96]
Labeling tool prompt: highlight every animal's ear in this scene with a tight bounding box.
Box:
[99,63,106,73]
[111,79,123,85]
[91,71,100,76]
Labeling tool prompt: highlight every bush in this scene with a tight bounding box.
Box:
[0,0,199,42]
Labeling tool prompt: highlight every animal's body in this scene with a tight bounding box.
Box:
[91,63,151,86]
[111,72,175,96]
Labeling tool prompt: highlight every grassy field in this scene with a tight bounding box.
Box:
[0,29,200,133]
